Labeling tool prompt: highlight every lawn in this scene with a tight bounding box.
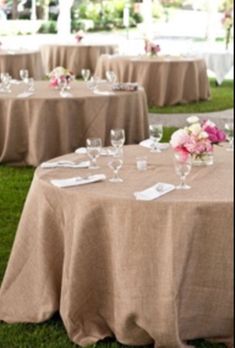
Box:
[0,126,229,347]
[149,79,234,113]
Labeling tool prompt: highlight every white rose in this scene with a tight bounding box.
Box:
[186,115,199,124]
[189,123,202,136]
[198,131,209,139]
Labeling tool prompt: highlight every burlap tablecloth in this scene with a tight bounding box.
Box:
[95,55,211,107]
[0,81,148,166]
[0,49,44,80]
[40,44,118,76]
[0,145,233,348]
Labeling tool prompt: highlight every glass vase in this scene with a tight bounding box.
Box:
[191,151,214,166]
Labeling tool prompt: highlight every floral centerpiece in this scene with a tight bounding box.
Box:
[170,116,226,165]
[222,11,233,50]
[48,66,74,89]
[75,30,84,43]
[144,39,161,57]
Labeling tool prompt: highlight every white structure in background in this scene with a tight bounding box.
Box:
[57,0,74,37]
[31,0,37,21]
[142,0,153,39]
[206,0,221,43]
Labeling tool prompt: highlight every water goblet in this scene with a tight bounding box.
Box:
[174,154,192,190]
[110,128,125,157]
[106,70,117,84]
[224,122,234,151]
[81,69,91,82]
[19,69,29,83]
[87,76,98,92]
[108,157,123,183]
[149,124,163,152]
[86,137,102,169]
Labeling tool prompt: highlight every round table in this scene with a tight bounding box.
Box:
[0,145,233,347]
[40,43,118,77]
[95,55,211,107]
[0,81,148,166]
[0,49,44,80]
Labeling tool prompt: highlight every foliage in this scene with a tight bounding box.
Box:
[71,0,143,32]
[149,79,234,114]
[37,20,57,33]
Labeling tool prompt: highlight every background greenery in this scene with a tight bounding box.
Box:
[0,126,229,347]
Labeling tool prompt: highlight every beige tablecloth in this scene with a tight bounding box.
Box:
[0,81,148,166]
[0,145,233,348]
[40,44,118,76]
[0,49,44,80]
[95,55,210,106]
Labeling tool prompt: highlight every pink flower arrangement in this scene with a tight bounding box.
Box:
[48,67,74,88]
[144,39,161,56]
[170,116,226,161]
[75,30,84,43]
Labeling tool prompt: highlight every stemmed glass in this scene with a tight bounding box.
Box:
[149,124,163,152]
[108,157,123,183]
[106,70,117,84]
[19,69,29,83]
[0,73,12,93]
[174,153,192,190]
[224,122,234,151]
[86,137,102,169]
[110,128,125,157]
[81,69,91,82]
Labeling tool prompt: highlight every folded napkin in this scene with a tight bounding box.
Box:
[75,147,114,156]
[139,139,169,151]
[51,174,106,188]
[134,182,175,201]
[16,92,34,98]
[41,160,90,169]
[10,79,21,85]
[93,90,115,96]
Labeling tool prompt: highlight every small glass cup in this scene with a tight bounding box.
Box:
[224,121,234,151]
[136,156,148,171]
[28,78,35,92]
[106,70,117,84]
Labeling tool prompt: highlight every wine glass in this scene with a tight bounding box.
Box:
[87,76,98,91]
[149,124,163,152]
[106,70,117,84]
[28,78,35,92]
[81,69,91,82]
[174,154,192,190]
[86,137,102,169]
[108,157,123,183]
[19,69,29,83]
[110,128,125,157]
[224,121,234,151]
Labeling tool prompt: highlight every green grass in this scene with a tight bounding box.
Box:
[0,137,227,347]
[149,78,234,114]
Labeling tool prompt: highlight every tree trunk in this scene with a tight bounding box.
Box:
[12,0,18,19]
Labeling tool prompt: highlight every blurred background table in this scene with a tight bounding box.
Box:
[0,144,232,347]
[0,81,148,166]
[40,43,118,77]
[95,55,210,107]
[0,49,44,80]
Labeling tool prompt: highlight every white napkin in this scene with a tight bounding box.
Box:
[16,92,34,98]
[75,147,114,156]
[93,90,115,96]
[41,160,90,169]
[134,182,175,201]
[10,79,21,85]
[51,174,106,188]
[139,139,169,151]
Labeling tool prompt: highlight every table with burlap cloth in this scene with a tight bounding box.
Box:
[0,49,44,80]
[0,145,233,347]
[95,55,210,107]
[0,81,148,166]
[40,43,118,76]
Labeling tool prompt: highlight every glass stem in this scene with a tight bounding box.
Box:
[180,175,186,187]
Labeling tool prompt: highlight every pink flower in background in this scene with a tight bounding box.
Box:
[144,40,161,56]
[75,30,84,43]
[170,117,226,160]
